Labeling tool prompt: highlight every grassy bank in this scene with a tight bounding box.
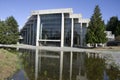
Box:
[0,49,19,80]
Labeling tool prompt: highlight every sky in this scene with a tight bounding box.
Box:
[0,0,120,29]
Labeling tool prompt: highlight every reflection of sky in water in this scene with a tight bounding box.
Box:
[19,49,120,80]
[103,53,120,70]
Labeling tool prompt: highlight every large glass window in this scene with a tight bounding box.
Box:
[82,23,87,46]
[74,23,81,46]
[40,14,61,40]
[64,18,71,46]
[21,15,37,45]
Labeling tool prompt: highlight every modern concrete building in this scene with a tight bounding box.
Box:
[20,8,90,47]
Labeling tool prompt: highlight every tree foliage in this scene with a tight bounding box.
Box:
[115,21,120,36]
[106,16,120,38]
[0,16,19,44]
[115,35,120,41]
[86,5,107,45]
[85,56,105,80]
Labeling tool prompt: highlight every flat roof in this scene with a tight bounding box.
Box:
[31,8,73,15]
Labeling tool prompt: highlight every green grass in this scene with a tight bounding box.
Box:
[0,48,20,80]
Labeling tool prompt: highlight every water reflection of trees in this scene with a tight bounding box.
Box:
[19,50,120,80]
[106,66,120,80]
[85,53,105,80]
[20,49,35,80]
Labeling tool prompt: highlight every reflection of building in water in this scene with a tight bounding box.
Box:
[21,50,118,80]
[76,74,88,80]
[86,52,104,59]
[104,53,120,70]
[36,51,89,80]
[76,53,88,80]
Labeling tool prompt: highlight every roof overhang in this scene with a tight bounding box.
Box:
[31,8,73,15]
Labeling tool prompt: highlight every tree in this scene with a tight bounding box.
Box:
[0,21,7,44]
[86,5,107,47]
[106,16,119,36]
[85,55,105,80]
[115,35,120,41]
[115,21,120,36]
[0,16,19,44]
[5,16,19,44]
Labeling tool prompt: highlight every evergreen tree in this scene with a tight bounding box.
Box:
[86,5,107,47]
[106,16,119,36]
[0,16,19,44]
[5,16,19,44]
[0,21,7,44]
[115,21,120,36]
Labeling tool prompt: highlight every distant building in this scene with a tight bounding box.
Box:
[20,8,90,47]
[87,31,115,47]
[105,31,115,41]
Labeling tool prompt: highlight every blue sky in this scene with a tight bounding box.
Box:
[0,0,120,29]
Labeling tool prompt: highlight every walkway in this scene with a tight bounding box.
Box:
[0,44,120,54]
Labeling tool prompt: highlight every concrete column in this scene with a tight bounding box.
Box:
[32,20,35,45]
[26,28,27,44]
[80,23,82,47]
[38,50,41,73]
[70,51,73,80]
[87,53,90,58]
[87,22,89,27]
[40,24,43,39]
[24,30,26,44]
[27,27,29,44]
[71,18,74,47]
[36,15,40,46]
[60,51,63,80]
[61,13,64,47]
[35,49,38,80]
[29,25,31,45]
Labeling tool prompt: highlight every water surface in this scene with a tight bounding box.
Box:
[19,49,120,80]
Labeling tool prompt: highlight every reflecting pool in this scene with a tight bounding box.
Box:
[19,49,120,80]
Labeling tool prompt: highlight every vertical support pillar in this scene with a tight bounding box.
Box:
[60,51,63,80]
[80,23,82,47]
[24,31,25,44]
[87,22,89,27]
[40,24,43,39]
[61,13,64,47]
[85,22,89,46]
[35,49,38,80]
[29,25,31,45]
[36,15,40,46]
[26,28,28,44]
[71,18,74,47]
[26,28,27,44]
[32,20,35,45]
[70,51,73,80]
[38,50,41,72]
[27,26,29,44]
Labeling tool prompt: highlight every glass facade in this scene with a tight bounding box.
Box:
[39,14,61,46]
[21,15,37,45]
[82,23,87,46]
[40,14,61,40]
[64,18,71,46]
[20,9,89,47]
[71,18,80,46]
[74,23,81,46]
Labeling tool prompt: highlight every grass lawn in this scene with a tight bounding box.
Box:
[0,49,19,80]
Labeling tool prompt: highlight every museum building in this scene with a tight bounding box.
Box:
[20,8,90,47]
